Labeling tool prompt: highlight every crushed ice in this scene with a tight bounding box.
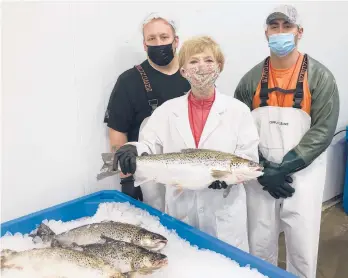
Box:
[1,202,269,278]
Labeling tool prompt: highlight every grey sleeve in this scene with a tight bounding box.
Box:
[234,79,253,110]
[234,62,263,110]
[293,69,340,166]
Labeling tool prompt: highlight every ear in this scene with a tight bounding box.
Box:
[180,67,186,77]
[143,40,147,52]
[297,27,304,40]
[264,30,269,41]
[218,62,222,72]
[173,36,179,51]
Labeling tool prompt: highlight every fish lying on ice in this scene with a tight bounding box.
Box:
[0,247,126,278]
[32,220,168,251]
[96,148,264,191]
[59,237,168,276]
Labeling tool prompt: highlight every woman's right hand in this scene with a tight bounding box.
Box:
[208,180,228,190]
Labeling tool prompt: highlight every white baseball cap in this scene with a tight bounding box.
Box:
[141,12,178,34]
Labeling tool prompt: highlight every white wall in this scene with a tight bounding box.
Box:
[2,1,348,222]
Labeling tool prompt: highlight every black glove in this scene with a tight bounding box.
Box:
[258,150,306,199]
[258,161,295,199]
[262,175,294,199]
[208,180,228,190]
[113,144,138,175]
[120,175,143,201]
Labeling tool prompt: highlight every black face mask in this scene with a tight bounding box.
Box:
[146,42,174,66]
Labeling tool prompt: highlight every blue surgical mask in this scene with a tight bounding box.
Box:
[268,33,296,57]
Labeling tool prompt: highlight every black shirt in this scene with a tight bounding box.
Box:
[104,60,191,141]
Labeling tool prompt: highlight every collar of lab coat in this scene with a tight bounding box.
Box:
[172,89,227,148]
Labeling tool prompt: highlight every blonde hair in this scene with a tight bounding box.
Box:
[178,36,225,72]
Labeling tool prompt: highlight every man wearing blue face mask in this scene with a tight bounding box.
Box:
[234,4,340,278]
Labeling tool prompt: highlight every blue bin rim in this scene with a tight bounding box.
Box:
[1,190,296,278]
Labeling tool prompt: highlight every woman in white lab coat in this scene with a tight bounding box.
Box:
[114,36,260,252]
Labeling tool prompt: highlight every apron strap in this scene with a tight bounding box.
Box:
[259,57,270,107]
[134,65,159,114]
[258,54,308,109]
[292,54,308,109]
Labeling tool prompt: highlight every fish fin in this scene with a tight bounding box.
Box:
[100,235,118,244]
[123,271,138,278]
[180,148,201,153]
[71,242,80,248]
[109,272,130,278]
[180,148,215,153]
[100,220,112,223]
[138,268,155,275]
[69,242,84,252]
[181,148,218,153]
[52,240,84,251]
[211,170,231,179]
[51,238,62,247]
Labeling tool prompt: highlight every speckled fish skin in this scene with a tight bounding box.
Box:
[108,148,264,190]
[34,221,167,252]
[0,247,126,278]
[70,238,168,275]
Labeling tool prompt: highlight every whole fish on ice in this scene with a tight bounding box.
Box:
[60,237,168,276]
[31,220,167,251]
[97,148,263,191]
[0,247,125,278]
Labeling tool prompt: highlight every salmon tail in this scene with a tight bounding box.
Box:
[108,270,132,278]
[30,223,56,243]
[96,152,120,181]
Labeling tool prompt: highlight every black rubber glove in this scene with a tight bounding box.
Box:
[262,176,294,199]
[208,180,228,190]
[258,164,295,198]
[113,144,138,175]
[258,150,306,199]
[120,175,143,201]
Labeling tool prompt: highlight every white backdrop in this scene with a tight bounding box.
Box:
[2,1,348,222]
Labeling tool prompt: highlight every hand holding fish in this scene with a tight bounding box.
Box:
[113,145,138,175]
[208,181,228,190]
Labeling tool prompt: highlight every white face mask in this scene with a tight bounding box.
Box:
[183,64,220,92]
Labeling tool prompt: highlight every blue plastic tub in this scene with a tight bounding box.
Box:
[1,190,296,278]
[343,126,348,214]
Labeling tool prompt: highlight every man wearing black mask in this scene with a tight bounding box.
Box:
[104,12,190,211]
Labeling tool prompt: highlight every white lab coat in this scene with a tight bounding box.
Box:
[138,117,166,212]
[131,90,260,252]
